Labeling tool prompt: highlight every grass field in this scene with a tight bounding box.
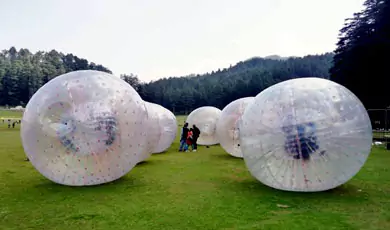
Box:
[373,130,390,139]
[0,110,23,120]
[1,115,390,229]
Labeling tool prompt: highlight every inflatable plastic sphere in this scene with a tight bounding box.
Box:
[238,77,372,192]
[186,106,222,145]
[21,70,149,186]
[139,102,161,162]
[216,97,254,158]
[149,103,177,153]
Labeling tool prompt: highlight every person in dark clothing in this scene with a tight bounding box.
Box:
[179,122,189,152]
[12,121,15,128]
[192,124,200,152]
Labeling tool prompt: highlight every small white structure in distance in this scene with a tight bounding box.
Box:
[10,105,25,111]
[186,106,222,146]
[239,77,372,192]
[216,97,254,158]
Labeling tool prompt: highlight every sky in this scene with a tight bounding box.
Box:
[0,0,365,82]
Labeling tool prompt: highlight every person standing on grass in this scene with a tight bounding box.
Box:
[186,128,194,152]
[179,122,189,152]
[192,124,200,152]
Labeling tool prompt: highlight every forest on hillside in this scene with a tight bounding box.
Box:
[0,0,388,114]
[0,47,333,114]
[137,54,333,114]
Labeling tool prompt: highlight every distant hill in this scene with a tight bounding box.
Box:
[263,55,289,60]
[138,53,334,114]
[0,46,334,114]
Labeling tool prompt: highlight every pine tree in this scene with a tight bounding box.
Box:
[330,0,390,109]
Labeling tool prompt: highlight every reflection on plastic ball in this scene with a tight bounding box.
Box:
[186,106,222,146]
[216,97,254,158]
[141,102,161,161]
[149,103,177,153]
[21,70,149,186]
[238,77,372,192]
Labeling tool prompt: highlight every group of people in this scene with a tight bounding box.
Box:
[179,123,201,152]
[2,119,21,128]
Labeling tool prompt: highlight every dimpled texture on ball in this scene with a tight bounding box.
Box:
[238,77,372,192]
[140,102,161,161]
[21,70,149,186]
[186,106,222,146]
[148,103,177,154]
[216,97,254,158]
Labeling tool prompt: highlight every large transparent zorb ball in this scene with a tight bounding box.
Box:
[152,104,177,153]
[142,102,161,159]
[216,97,254,158]
[186,106,222,145]
[239,77,372,192]
[21,70,149,186]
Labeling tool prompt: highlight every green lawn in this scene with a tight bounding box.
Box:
[1,116,390,230]
[373,130,390,139]
[0,110,23,120]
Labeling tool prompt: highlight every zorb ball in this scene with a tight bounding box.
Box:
[186,106,222,145]
[216,97,254,158]
[151,104,177,153]
[21,70,149,186]
[141,102,161,161]
[239,77,372,192]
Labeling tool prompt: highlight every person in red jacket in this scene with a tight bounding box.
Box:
[186,128,194,152]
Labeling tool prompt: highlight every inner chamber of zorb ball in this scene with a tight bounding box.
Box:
[21,70,149,186]
[186,106,222,146]
[216,97,254,158]
[238,77,372,192]
[47,102,118,157]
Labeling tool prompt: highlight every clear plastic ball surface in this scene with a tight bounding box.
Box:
[150,103,177,153]
[142,102,162,160]
[21,70,149,186]
[238,77,372,192]
[216,97,254,158]
[186,106,222,146]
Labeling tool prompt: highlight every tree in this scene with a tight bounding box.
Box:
[140,53,334,114]
[120,74,140,91]
[0,46,334,111]
[330,0,390,109]
[0,47,112,106]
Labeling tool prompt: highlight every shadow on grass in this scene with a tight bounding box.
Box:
[229,178,365,202]
[211,153,243,161]
[32,174,140,193]
[136,160,153,166]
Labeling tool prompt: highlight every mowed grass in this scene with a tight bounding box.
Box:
[1,116,390,230]
[0,110,23,120]
[373,131,390,139]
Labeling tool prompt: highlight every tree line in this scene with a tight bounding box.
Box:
[330,0,389,110]
[0,47,333,113]
[0,48,111,106]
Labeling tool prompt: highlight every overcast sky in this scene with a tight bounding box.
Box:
[0,0,364,82]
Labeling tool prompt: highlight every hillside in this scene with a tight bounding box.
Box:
[138,53,334,114]
[0,47,334,114]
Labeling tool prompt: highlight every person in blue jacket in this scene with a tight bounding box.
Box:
[179,122,189,152]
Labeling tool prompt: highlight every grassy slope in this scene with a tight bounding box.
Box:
[1,116,390,230]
